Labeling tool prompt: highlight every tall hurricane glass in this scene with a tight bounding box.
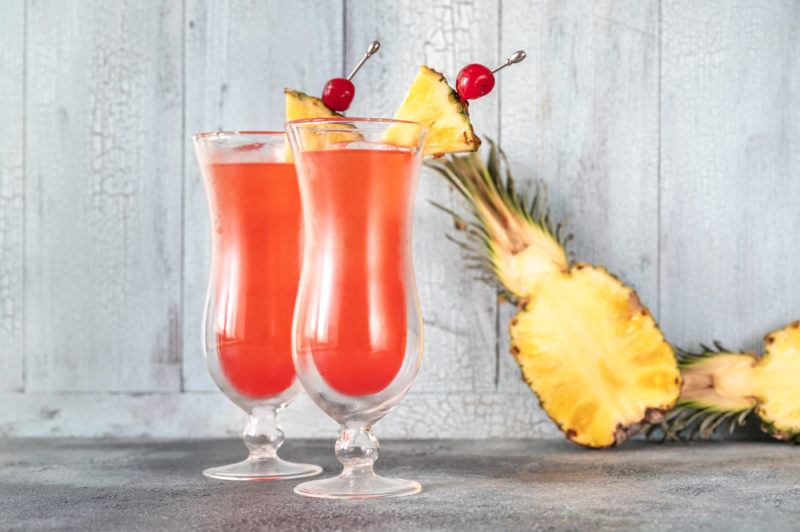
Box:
[287,118,427,499]
[193,132,322,481]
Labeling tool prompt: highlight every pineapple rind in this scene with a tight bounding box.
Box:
[510,264,681,448]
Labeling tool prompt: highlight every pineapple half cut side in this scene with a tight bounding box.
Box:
[428,140,681,448]
[649,321,800,443]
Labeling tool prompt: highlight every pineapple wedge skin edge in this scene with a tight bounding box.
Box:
[283,88,343,162]
[385,65,481,156]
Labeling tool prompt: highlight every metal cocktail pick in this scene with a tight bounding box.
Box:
[348,40,381,80]
[491,50,527,74]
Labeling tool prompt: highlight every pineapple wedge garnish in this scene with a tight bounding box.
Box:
[651,321,800,443]
[285,88,342,122]
[511,264,680,447]
[284,89,355,161]
[384,66,480,156]
[428,141,681,448]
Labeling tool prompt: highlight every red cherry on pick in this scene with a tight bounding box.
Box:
[322,78,355,112]
[456,63,495,100]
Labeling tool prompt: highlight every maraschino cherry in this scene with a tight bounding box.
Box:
[322,40,381,112]
[456,50,527,101]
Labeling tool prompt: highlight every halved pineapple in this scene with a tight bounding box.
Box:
[657,321,800,442]
[428,141,681,448]
[384,66,480,156]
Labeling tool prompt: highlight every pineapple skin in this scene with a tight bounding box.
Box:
[284,88,342,121]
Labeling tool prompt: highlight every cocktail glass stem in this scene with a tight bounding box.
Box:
[203,405,321,481]
[243,406,284,460]
[336,426,379,479]
[294,426,420,499]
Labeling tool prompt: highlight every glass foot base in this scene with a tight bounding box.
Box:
[294,471,421,500]
[203,457,322,481]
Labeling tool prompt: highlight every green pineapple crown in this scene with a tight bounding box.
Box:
[426,138,571,303]
[646,343,756,442]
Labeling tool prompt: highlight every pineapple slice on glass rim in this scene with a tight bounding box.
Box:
[650,321,800,443]
[286,65,481,157]
[383,65,481,156]
[285,88,342,122]
[283,89,353,161]
[428,140,682,448]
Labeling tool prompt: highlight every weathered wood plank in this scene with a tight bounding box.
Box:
[346,0,500,392]
[0,0,25,392]
[0,391,558,439]
[183,0,345,391]
[660,0,800,350]
[498,0,662,392]
[6,0,798,441]
[25,0,183,391]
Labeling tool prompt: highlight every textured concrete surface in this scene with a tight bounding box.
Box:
[1,438,799,531]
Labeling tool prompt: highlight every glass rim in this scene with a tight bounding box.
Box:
[192,130,286,141]
[286,116,425,129]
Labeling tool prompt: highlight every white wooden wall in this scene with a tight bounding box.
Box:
[0,0,797,439]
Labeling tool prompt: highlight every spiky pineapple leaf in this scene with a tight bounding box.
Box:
[429,138,681,448]
[426,138,571,303]
[645,347,757,442]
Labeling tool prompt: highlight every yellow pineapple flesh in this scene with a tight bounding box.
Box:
[283,88,344,161]
[428,141,681,448]
[384,66,480,156]
[285,88,341,122]
[757,323,800,438]
[511,265,679,447]
[661,321,800,442]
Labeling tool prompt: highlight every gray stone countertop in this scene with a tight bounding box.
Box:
[1,438,798,531]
